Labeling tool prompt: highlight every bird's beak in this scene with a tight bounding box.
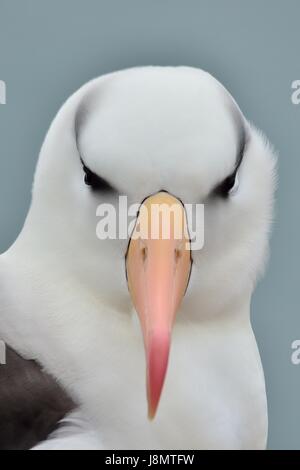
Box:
[126,192,192,419]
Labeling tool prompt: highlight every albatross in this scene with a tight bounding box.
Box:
[0,66,276,450]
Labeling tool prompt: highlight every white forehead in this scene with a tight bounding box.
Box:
[79,67,239,202]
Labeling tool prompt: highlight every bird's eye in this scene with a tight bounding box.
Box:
[213,171,239,198]
[81,160,114,192]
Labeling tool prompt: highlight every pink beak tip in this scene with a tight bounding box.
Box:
[146,331,171,420]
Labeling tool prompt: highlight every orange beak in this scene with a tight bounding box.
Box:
[126,192,192,419]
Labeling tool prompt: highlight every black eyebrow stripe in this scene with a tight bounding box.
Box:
[211,97,248,199]
[227,95,248,173]
[235,117,247,171]
[74,93,116,193]
[80,158,116,192]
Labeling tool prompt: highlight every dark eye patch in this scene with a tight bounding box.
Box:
[212,138,246,199]
[213,171,237,198]
[81,159,114,192]
[211,103,248,199]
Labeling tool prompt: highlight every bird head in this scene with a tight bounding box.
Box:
[28,67,276,419]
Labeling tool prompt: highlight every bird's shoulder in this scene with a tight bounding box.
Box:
[0,345,75,450]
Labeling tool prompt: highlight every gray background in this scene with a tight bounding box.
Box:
[0,0,299,449]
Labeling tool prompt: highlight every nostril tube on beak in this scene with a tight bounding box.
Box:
[175,248,182,262]
[141,246,148,263]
